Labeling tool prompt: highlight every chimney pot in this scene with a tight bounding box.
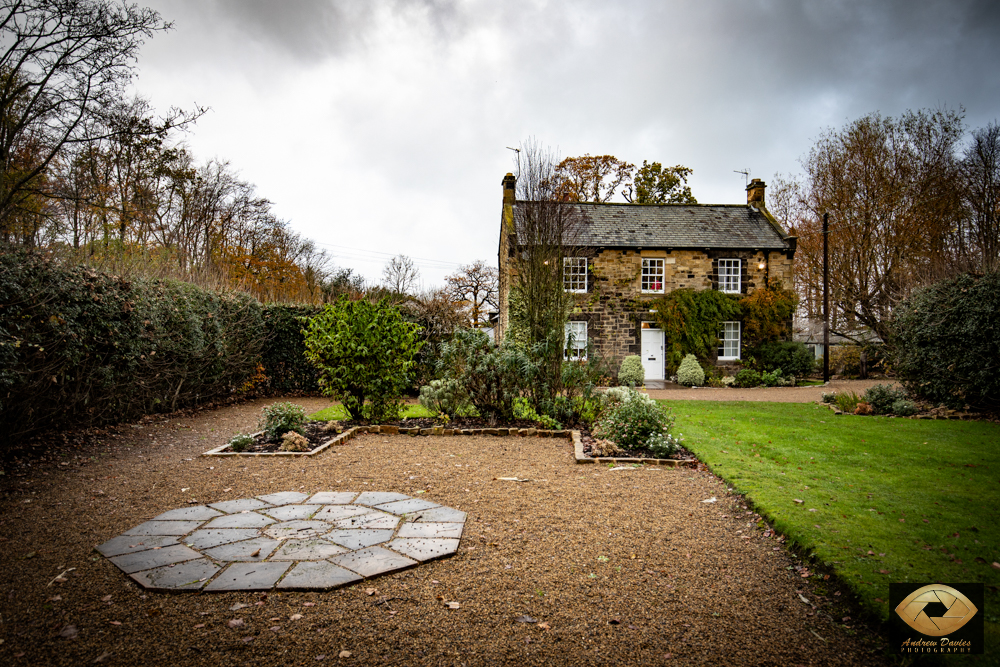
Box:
[746,178,766,206]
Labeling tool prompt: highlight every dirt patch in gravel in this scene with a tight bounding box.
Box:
[0,396,890,666]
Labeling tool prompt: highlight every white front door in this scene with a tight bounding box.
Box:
[640,328,664,380]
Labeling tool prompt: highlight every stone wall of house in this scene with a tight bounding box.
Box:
[567,248,795,369]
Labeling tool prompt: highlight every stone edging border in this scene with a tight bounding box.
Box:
[202,425,695,468]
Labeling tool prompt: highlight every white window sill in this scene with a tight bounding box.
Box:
[718,356,740,361]
[565,289,587,294]
[641,290,665,294]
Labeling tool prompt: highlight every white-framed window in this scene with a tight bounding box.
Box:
[563,257,587,292]
[641,258,664,293]
[718,258,741,293]
[564,320,587,360]
[718,321,740,360]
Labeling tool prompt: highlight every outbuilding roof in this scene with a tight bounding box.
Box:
[513,201,793,250]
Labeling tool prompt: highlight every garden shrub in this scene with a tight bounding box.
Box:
[618,355,645,387]
[759,368,783,387]
[647,430,683,458]
[834,391,862,413]
[437,328,526,425]
[862,383,907,415]
[733,368,761,388]
[227,433,255,452]
[749,340,814,378]
[302,297,422,422]
[677,354,705,386]
[260,402,307,441]
[892,270,1000,411]
[891,399,917,416]
[418,378,471,418]
[595,386,676,450]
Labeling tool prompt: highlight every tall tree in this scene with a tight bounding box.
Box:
[445,259,498,328]
[554,154,634,203]
[793,108,966,340]
[623,161,697,204]
[0,0,200,240]
[960,121,1000,271]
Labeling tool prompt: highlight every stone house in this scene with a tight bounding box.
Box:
[496,173,797,380]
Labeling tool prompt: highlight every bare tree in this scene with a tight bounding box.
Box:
[382,254,420,296]
[960,121,1000,272]
[445,259,498,328]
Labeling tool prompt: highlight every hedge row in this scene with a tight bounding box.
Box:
[0,250,319,440]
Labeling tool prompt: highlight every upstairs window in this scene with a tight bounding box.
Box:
[563,257,587,292]
[718,321,740,360]
[564,321,587,360]
[718,259,741,293]
[641,258,664,293]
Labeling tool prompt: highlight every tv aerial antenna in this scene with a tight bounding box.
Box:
[734,169,751,186]
[506,146,521,178]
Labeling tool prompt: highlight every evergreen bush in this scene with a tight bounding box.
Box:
[618,355,645,387]
[260,402,307,441]
[595,386,676,450]
[677,354,705,386]
[862,383,907,415]
[749,341,814,378]
[891,399,917,416]
[302,298,422,422]
[892,271,1000,411]
[733,368,761,388]
[418,378,470,418]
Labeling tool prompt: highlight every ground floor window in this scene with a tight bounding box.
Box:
[565,321,587,360]
[719,321,740,360]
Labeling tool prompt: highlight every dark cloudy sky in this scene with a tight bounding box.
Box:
[133,0,1000,287]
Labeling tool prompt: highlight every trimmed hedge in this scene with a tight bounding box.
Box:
[0,250,318,440]
[260,304,321,394]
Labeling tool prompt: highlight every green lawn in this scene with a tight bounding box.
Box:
[667,400,999,648]
[307,403,434,421]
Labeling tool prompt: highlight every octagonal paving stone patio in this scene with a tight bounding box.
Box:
[95,492,467,592]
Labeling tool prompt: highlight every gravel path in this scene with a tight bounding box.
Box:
[0,397,890,666]
[647,379,897,403]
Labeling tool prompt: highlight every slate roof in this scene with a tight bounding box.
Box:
[513,201,792,250]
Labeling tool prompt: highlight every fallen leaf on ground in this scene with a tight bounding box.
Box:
[230,603,248,611]
[93,651,112,663]
[798,593,810,604]
[48,595,62,602]
[250,549,261,557]
[108,621,121,626]
[227,619,245,628]
[701,497,717,503]
[241,637,253,644]
[445,601,460,609]
[992,562,1000,570]
[364,588,378,596]
[793,499,804,504]
[59,624,78,639]
[101,595,112,602]
[303,602,316,607]
[193,624,205,629]
[290,614,303,621]
[515,615,537,623]
[338,650,352,658]
[538,622,551,630]
[270,626,281,632]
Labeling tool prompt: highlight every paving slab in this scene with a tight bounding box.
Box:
[99,491,464,592]
[109,544,203,574]
[263,520,332,540]
[122,520,205,536]
[152,506,223,521]
[397,522,465,539]
[353,491,411,506]
[261,504,323,521]
[276,561,362,590]
[202,537,280,562]
[387,538,461,562]
[312,504,373,521]
[333,512,400,531]
[256,491,310,506]
[403,506,468,523]
[183,528,260,550]
[204,562,291,592]
[307,492,357,504]
[95,535,180,558]
[202,512,276,529]
[374,498,441,515]
[129,558,221,591]
[208,498,272,513]
[324,529,395,550]
[270,538,348,561]
[329,546,418,578]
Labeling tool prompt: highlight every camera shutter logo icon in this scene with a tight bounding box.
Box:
[894,585,979,636]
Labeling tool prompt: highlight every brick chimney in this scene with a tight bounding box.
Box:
[502,172,516,205]
[746,178,766,207]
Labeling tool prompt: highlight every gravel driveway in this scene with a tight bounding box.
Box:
[0,397,889,666]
